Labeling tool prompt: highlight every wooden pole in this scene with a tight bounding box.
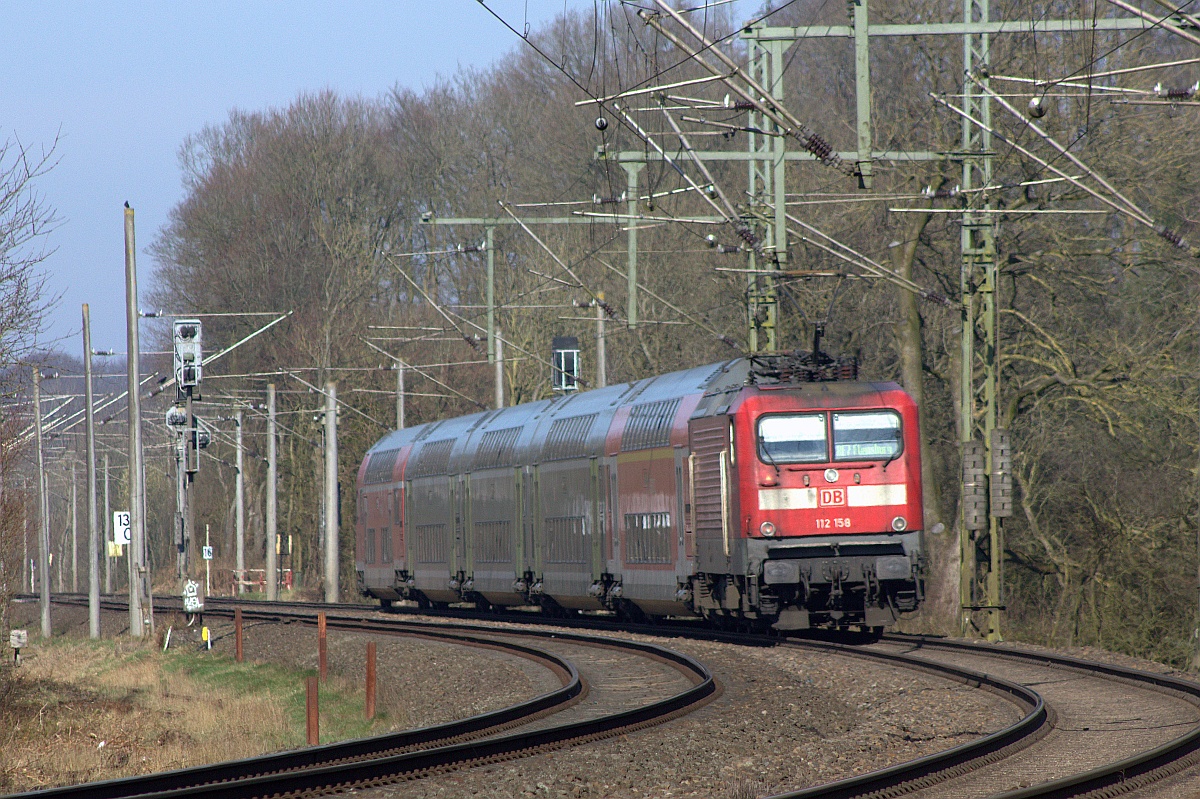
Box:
[317,611,327,682]
[306,676,319,745]
[234,607,243,663]
[365,641,376,720]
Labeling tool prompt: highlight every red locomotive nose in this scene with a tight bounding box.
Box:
[737,388,923,540]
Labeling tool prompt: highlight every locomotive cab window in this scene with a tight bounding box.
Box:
[758,413,827,463]
[832,411,902,461]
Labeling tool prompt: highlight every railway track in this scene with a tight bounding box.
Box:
[15,596,1200,799]
[9,597,718,799]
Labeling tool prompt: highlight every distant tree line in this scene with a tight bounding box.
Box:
[136,2,1200,666]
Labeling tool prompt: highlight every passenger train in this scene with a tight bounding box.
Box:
[355,355,924,631]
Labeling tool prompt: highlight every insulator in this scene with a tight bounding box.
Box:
[1168,81,1199,99]
[594,116,609,131]
[1158,226,1187,249]
[922,184,961,199]
[705,233,718,248]
[1027,96,1046,118]
[801,133,834,161]
[734,224,760,247]
[592,191,625,205]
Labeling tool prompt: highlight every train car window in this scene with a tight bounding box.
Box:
[832,411,902,461]
[758,413,827,463]
[363,449,400,484]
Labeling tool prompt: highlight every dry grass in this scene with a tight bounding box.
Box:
[0,637,374,792]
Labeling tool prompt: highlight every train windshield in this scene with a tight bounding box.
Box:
[832,411,902,461]
[758,413,827,463]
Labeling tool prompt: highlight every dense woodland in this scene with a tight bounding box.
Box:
[5,1,1200,666]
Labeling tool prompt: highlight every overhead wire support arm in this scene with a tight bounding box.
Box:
[965,79,1196,252]
[358,337,488,411]
[929,93,1164,232]
[1102,0,1200,47]
[641,1,856,179]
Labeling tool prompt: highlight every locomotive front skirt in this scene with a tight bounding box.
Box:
[356,358,924,631]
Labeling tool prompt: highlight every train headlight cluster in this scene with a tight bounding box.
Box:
[891,516,908,532]
[760,521,777,537]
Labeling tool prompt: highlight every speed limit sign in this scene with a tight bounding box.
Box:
[113,511,131,545]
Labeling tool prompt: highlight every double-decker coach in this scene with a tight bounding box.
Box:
[356,355,923,632]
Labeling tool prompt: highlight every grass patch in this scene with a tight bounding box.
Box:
[0,636,384,792]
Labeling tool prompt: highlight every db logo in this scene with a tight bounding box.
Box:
[819,488,846,507]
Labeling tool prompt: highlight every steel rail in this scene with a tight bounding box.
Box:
[202,599,1200,798]
[10,598,583,799]
[881,634,1200,799]
[768,638,1049,799]
[10,596,716,799]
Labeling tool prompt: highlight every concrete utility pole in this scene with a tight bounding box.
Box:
[83,304,100,637]
[622,164,644,328]
[266,384,278,600]
[70,461,77,593]
[103,452,111,594]
[595,293,607,389]
[395,364,405,430]
[494,332,504,409]
[323,382,338,603]
[485,225,496,364]
[124,204,147,638]
[33,366,50,639]
[236,410,245,595]
[174,428,186,579]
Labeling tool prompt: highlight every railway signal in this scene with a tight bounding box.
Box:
[551,336,580,393]
[173,319,203,399]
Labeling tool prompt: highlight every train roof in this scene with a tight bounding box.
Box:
[362,359,908,481]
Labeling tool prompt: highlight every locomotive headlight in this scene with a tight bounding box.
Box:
[760,521,777,537]
[891,516,908,532]
[824,469,839,483]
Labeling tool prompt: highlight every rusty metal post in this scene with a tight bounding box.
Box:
[305,676,319,745]
[317,611,327,682]
[365,641,376,720]
[234,607,243,663]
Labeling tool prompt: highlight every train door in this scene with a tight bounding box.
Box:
[688,415,741,576]
[451,474,468,581]
[606,462,620,576]
[531,465,543,580]
[590,457,603,585]
[674,445,690,585]
[515,466,527,582]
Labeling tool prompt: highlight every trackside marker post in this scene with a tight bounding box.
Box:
[366,641,376,720]
[234,608,243,662]
[306,676,319,745]
[318,611,328,682]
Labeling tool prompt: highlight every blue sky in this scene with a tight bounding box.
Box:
[2,2,590,354]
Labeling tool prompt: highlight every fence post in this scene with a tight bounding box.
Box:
[234,608,243,663]
[317,611,327,682]
[365,641,376,720]
[305,676,319,745]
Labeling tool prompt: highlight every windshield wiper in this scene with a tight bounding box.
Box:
[881,433,903,470]
[760,442,781,475]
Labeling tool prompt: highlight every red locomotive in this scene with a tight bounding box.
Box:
[356,354,923,632]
